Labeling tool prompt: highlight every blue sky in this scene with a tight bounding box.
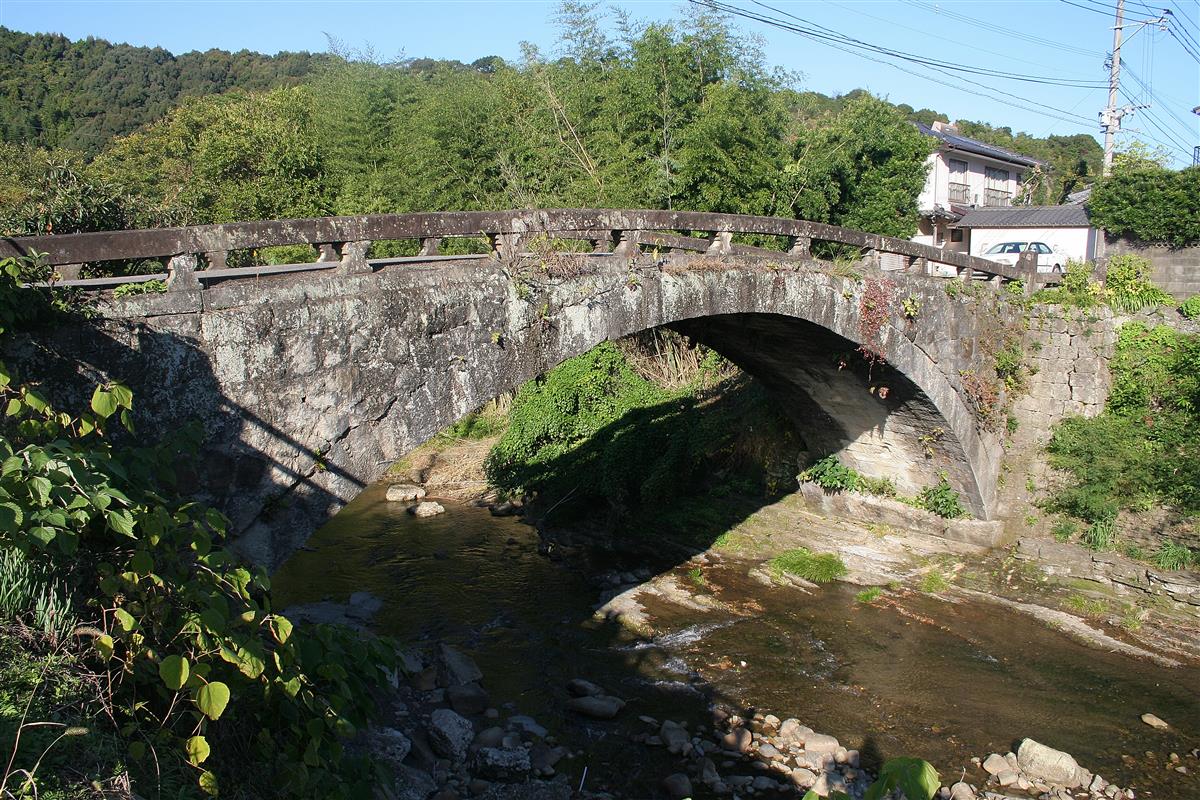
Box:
[2,0,1197,166]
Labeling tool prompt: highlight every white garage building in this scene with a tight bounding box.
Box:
[954,204,1099,268]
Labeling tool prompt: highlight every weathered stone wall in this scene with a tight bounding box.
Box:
[10,254,1020,569]
[1009,308,1116,452]
[1103,237,1200,298]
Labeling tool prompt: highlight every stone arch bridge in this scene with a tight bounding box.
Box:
[2,209,1033,569]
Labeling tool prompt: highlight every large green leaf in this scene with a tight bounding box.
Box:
[90,386,118,419]
[159,654,190,691]
[198,769,219,796]
[865,757,940,800]
[186,735,211,766]
[195,681,231,721]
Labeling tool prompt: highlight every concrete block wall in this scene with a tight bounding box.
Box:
[1103,237,1200,299]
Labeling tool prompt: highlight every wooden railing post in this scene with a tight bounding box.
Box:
[338,241,372,274]
[166,253,201,292]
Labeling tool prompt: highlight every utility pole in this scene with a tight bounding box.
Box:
[1101,0,1125,175]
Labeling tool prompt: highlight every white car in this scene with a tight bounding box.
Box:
[980,241,1063,273]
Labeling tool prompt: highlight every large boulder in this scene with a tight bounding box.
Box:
[437,644,483,686]
[472,747,532,781]
[428,708,474,762]
[565,694,625,719]
[1017,738,1087,788]
[394,765,437,800]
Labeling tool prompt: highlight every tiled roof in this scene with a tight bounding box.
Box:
[914,123,1044,168]
[955,205,1092,228]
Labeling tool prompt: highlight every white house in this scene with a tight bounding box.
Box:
[912,121,1043,257]
[955,204,1099,266]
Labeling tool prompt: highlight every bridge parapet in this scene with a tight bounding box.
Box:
[1,209,1034,291]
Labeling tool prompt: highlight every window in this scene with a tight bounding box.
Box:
[984,167,1012,206]
[950,229,963,243]
[1035,243,1052,254]
[948,158,970,203]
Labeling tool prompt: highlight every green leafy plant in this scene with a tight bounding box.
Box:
[913,473,968,519]
[1051,518,1079,542]
[1104,254,1174,313]
[919,570,951,593]
[0,255,395,798]
[804,757,940,800]
[901,294,920,320]
[769,548,848,584]
[800,455,860,492]
[1180,295,1200,320]
[1081,516,1116,551]
[112,279,168,297]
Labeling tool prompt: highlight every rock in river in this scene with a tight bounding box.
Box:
[472,746,532,781]
[387,483,426,502]
[428,708,474,762]
[411,500,445,517]
[566,694,625,719]
[1017,738,1087,788]
[438,643,483,686]
[662,773,693,800]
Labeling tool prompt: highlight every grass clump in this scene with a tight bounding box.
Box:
[687,566,706,586]
[918,570,951,594]
[911,473,968,519]
[1066,594,1107,616]
[768,548,848,584]
[855,586,883,603]
[1151,541,1195,571]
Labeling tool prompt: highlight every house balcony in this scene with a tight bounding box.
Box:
[948,181,971,204]
[984,188,1012,207]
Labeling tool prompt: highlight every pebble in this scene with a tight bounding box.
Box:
[565,694,625,719]
[661,773,692,800]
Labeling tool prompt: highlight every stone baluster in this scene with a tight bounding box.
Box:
[317,243,342,262]
[706,230,732,256]
[787,235,811,258]
[589,235,612,254]
[611,230,641,258]
[166,253,201,292]
[488,232,522,261]
[205,251,228,271]
[909,256,928,274]
[338,241,372,274]
[419,237,440,256]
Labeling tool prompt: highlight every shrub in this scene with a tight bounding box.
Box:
[800,455,861,492]
[1087,163,1200,248]
[913,474,968,518]
[1104,254,1174,313]
[1180,295,1200,320]
[769,548,848,583]
[1051,518,1079,542]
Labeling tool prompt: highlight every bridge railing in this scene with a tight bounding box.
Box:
[0,209,1034,291]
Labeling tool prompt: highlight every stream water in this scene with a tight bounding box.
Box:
[273,485,1200,799]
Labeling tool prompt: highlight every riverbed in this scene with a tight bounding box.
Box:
[273,485,1200,799]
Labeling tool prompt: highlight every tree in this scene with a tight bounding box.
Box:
[92,86,331,224]
[783,94,931,238]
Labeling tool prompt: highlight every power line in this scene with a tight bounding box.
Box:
[1167,25,1200,61]
[843,0,1107,77]
[904,0,1103,58]
[1121,60,1199,138]
[1120,87,1195,154]
[688,0,1099,129]
[742,0,1110,88]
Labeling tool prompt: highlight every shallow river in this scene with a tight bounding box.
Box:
[273,485,1200,799]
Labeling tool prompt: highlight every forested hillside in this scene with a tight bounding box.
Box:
[0,26,327,152]
[0,6,1102,239]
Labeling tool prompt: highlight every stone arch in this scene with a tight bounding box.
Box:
[23,254,1004,569]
